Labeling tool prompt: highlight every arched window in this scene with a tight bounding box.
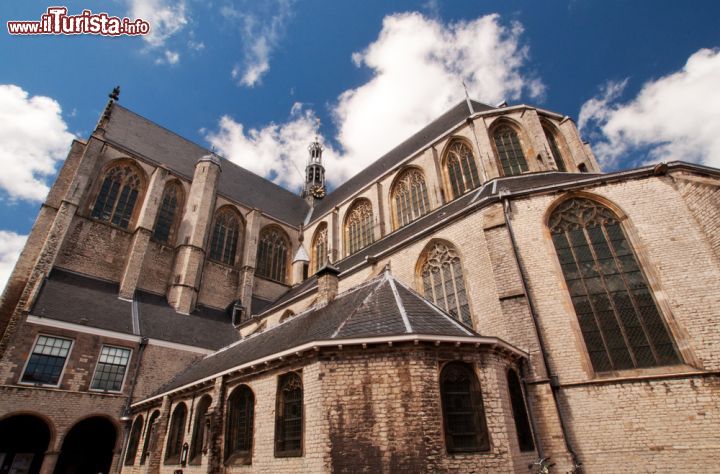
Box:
[209,208,241,265]
[256,226,290,283]
[493,125,528,177]
[189,395,211,464]
[439,362,489,453]
[225,385,254,464]
[506,369,534,452]
[153,181,183,244]
[549,197,681,372]
[543,126,567,172]
[140,410,160,465]
[165,403,187,464]
[392,168,430,228]
[311,224,328,274]
[345,199,374,255]
[275,372,303,457]
[124,415,144,465]
[91,164,143,229]
[418,242,472,326]
[445,140,480,199]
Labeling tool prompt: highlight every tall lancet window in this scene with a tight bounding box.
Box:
[445,140,481,199]
[311,223,328,274]
[418,242,472,326]
[256,226,290,284]
[549,197,681,372]
[544,126,567,172]
[493,125,528,176]
[153,181,183,244]
[345,199,374,255]
[209,208,241,265]
[91,164,143,229]
[392,168,430,229]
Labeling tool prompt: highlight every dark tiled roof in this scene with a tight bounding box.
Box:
[104,105,309,225]
[30,269,239,350]
[310,99,494,220]
[153,272,476,394]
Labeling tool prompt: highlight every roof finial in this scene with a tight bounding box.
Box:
[109,85,120,101]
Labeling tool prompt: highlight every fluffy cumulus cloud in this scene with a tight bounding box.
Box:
[208,12,542,190]
[0,85,74,202]
[0,231,27,292]
[128,0,188,63]
[223,0,295,87]
[579,48,720,169]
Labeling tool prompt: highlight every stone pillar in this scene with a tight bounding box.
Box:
[39,451,59,474]
[235,209,261,315]
[477,116,502,180]
[316,264,339,306]
[375,182,387,238]
[429,146,446,206]
[168,154,221,314]
[558,117,600,172]
[518,108,552,173]
[119,166,169,299]
[147,396,171,474]
[205,376,226,474]
[0,134,103,356]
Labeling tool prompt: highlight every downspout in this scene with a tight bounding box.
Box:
[116,336,149,473]
[500,193,581,472]
[519,359,544,460]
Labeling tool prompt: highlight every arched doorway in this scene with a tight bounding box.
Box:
[54,417,116,474]
[0,414,52,474]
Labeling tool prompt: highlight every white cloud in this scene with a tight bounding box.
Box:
[155,49,180,65]
[128,0,188,49]
[208,12,542,189]
[579,48,720,169]
[223,0,295,87]
[0,231,27,292]
[0,85,74,202]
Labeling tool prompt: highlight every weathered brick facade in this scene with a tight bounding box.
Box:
[0,96,718,474]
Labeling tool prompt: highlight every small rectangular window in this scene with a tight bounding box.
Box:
[91,346,132,392]
[21,335,73,385]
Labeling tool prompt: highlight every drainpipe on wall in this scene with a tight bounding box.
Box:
[500,193,582,473]
[116,336,149,474]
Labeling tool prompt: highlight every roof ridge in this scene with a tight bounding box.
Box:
[330,277,387,338]
[387,274,412,333]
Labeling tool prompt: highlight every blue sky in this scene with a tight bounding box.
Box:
[1,0,719,287]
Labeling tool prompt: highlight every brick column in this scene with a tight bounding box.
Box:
[147,396,171,474]
[331,207,339,262]
[237,209,260,314]
[168,154,221,314]
[375,182,387,238]
[119,166,169,299]
[518,108,552,173]
[39,451,59,474]
[205,376,226,474]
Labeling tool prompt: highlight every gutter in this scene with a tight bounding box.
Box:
[500,192,582,472]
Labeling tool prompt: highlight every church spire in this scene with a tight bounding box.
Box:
[302,137,326,203]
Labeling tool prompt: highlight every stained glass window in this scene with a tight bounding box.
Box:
[91,165,142,229]
[392,169,430,228]
[493,125,528,176]
[446,141,480,199]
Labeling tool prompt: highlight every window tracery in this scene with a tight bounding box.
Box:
[153,182,182,243]
[256,227,290,283]
[311,224,328,274]
[91,164,143,229]
[419,242,472,326]
[392,169,430,228]
[345,200,374,255]
[445,141,480,199]
[439,362,489,453]
[493,125,528,176]
[209,208,241,265]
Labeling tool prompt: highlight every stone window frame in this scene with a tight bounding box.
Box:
[152,179,185,245]
[541,120,571,173]
[224,385,255,466]
[124,415,144,466]
[415,239,475,328]
[255,225,292,284]
[164,402,187,465]
[86,158,148,231]
[343,198,375,256]
[544,192,695,377]
[140,410,161,465]
[389,166,431,230]
[274,371,304,458]
[89,344,133,393]
[310,222,329,275]
[189,394,212,465]
[441,137,482,201]
[488,118,531,178]
[438,360,491,454]
[208,205,244,267]
[18,333,74,388]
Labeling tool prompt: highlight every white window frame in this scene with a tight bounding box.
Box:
[19,333,74,388]
[89,344,133,393]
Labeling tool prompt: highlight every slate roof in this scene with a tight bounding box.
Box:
[30,269,240,350]
[149,271,476,396]
[309,99,495,220]
[104,105,309,225]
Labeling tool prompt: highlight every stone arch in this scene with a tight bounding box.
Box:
[488,117,532,177]
[540,119,572,172]
[88,158,149,230]
[55,415,118,474]
[388,166,431,229]
[209,205,245,266]
[440,136,481,200]
[343,198,375,256]
[256,224,292,284]
[310,222,329,274]
[0,413,54,474]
